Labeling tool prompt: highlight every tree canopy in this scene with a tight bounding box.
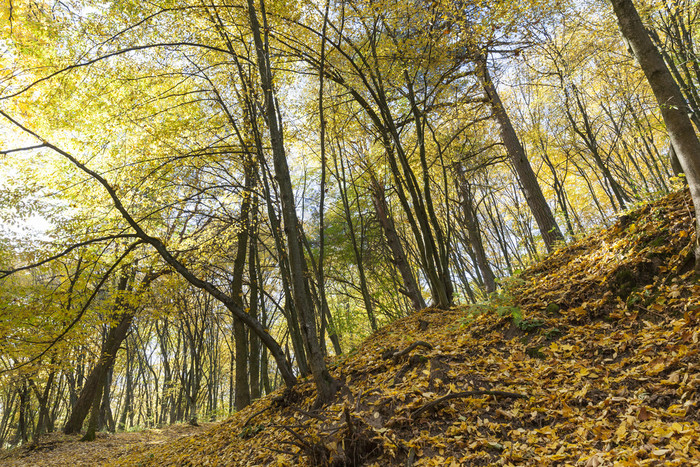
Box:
[0,0,698,456]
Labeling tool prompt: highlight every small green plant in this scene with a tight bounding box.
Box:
[526,345,546,359]
[459,275,527,328]
[459,303,489,328]
[517,318,545,332]
[496,304,522,320]
[626,292,641,307]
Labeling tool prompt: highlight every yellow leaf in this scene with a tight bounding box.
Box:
[615,420,628,442]
[574,383,590,399]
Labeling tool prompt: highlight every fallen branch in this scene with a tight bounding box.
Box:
[412,390,527,419]
[383,341,433,361]
[280,425,330,464]
[292,407,327,421]
[243,406,274,427]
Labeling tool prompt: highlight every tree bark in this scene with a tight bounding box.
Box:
[246,0,336,404]
[248,233,261,401]
[334,151,379,328]
[64,273,135,435]
[369,175,426,311]
[230,160,254,411]
[610,0,700,270]
[475,54,564,252]
[64,270,164,434]
[455,166,496,294]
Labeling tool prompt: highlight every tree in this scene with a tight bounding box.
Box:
[246,0,337,404]
[475,52,566,251]
[1,0,693,440]
[609,0,700,270]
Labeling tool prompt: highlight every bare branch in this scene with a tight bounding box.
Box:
[1,42,246,101]
[0,234,141,279]
[412,390,527,419]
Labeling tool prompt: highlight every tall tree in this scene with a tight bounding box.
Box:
[609,0,700,270]
[475,53,565,252]
[246,0,337,404]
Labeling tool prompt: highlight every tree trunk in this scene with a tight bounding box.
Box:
[230,159,254,411]
[334,151,379,329]
[65,270,165,434]
[156,321,172,425]
[29,366,55,441]
[80,375,105,442]
[98,367,115,432]
[455,167,496,294]
[64,274,135,435]
[669,143,685,177]
[248,234,261,401]
[369,175,426,311]
[258,154,309,377]
[117,341,133,430]
[609,0,700,270]
[17,381,29,444]
[247,0,336,405]
[475,54,564,252]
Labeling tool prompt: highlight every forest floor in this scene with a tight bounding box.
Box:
[3,189,700,466]
[0,422,214,466]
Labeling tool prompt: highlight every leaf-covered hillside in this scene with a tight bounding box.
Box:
[106,189,700,466]
[9,189,700,465]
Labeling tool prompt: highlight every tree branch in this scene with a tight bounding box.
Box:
[0,234,141,278]
[412,390,527,419]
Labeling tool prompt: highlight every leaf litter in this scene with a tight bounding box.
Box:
[0,423,215,467]
[5,189,700,466]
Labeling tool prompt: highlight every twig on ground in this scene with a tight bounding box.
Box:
[412,390,527,419]
[243,406,274,427]
[384,341,434,361]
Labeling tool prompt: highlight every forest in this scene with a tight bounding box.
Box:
[1,0,699,464]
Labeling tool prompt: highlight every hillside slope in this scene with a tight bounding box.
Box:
[6,190,700,466]
[111,189,700,466]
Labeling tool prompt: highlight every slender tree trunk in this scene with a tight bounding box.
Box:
[64,274,135,435]
[260,288,272,396]
[369,175,426,310]
[316,0,339,352]
[334,151,378,329]
[564,85,629,210]
[247,0,336,404]
[404,70,454,307]
[29,366,55,441]
[0,392,17,446]
[248,231,261,401]
[456,167,496,294]
[475,54,564,252]
[117,342,133,430]
[540,149,575,237]
[301,236,344,353]
[258,156,309,377]
[17,381,29,444]
[98,367,115,432]
[230,159,254,411]
[156,321,172,425]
